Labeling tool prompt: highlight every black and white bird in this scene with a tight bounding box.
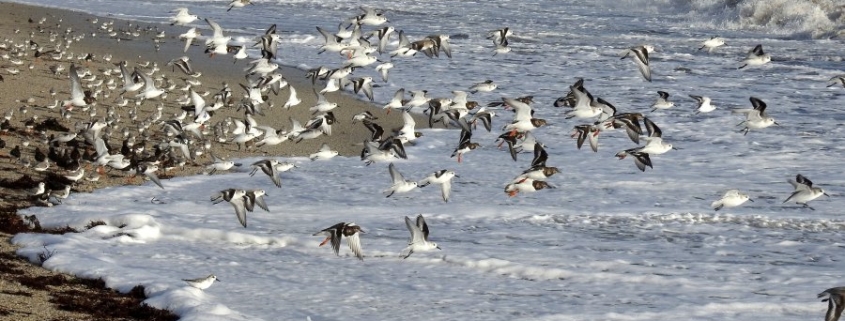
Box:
[783,174,829,210]
[621,45,653,82]
[400,214,441,259]
[211,188,249,228]
[417,169,456,202]
[249,159,282,188]
[819,287,845,321]
[313,222,365,260]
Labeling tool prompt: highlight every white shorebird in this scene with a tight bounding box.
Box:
[417,169,456,202]
[689,94,715,114]
[733,96,778,135]
[621,45,653,82]
[384,163,417,197]
[62,64,88,110]
[400,214,441,258]
[204,18,232,56]
[211,188,249,228]
[651,91,674,112]
[183,274,219,290]
[784,174,829,210]
[711,189,752,211]
[309,143,338,161]
[179,27,201,53]
[738,44,771,69]
[249,159,282,188]
[227,0,254,11]
[698,36,725,52]
[170,8,198,26]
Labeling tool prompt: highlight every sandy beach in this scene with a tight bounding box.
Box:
[0,1,412,318]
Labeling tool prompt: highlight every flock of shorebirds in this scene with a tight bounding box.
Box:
[1,3,842,318]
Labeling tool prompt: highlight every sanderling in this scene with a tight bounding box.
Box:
[738,44,771,69]
[183,274,219,290]
[309,143,338,161]
[651,91,674,112]
[818,287,845,321]
[470,80,497,94]
[383,88,405,114]
[206,153,241,175]
[351,7,388,26]
[313,222,365,260]
[689,94,715,114]
[698,36,725,52]
[351,76,375,101]
[244,189,270,212]
[418,169,456,202]
[204,19,232,56]
[400,214,441,258]
[564,83,603,119]
[211,188,249,228]
[63,64,90,110]
[616,117,675,161]
[362,137,407,164]
[170,8,199,26]
[316,26,350,55]
[493,37,511,56]
[250,159,282,188]
[352,111,378,124]
[283,85,302,109]
[227,0,254,12]
[374,62,393,82]
[827,74,845,88]
[370,26,395,54]
[621,45,653,82]
[784,174,829,210]
[733,96,778,135]
[384,163,418,197]
[179,27,201,53]
[29,182,46,196]
[711,189,752,211]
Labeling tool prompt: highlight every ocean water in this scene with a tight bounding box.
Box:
[10,0,845,320]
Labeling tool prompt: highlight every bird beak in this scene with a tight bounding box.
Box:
[824,192,831,197]
[774,121,781,126]
[436,246,441,250]
[216,278,221,282]
[748,198,754,202]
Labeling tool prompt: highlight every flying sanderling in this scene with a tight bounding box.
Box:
[784,174,829,210]
[710,189,752,211]
[417,169,456,202]
[400,214,441,258]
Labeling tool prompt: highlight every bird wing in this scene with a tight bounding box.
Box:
[440,179,452,202]
[69,64,84,101]
[230,197,248,228]
[206,18,224,39]
[346,232,364,260]
[389,163,405,184]
[405,216,424,244]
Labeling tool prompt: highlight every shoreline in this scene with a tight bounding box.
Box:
[0,1,415,319]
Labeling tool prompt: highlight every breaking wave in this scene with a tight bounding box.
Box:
[620,0,845,39]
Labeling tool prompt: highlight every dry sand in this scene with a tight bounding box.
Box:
[0,1,417,319]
